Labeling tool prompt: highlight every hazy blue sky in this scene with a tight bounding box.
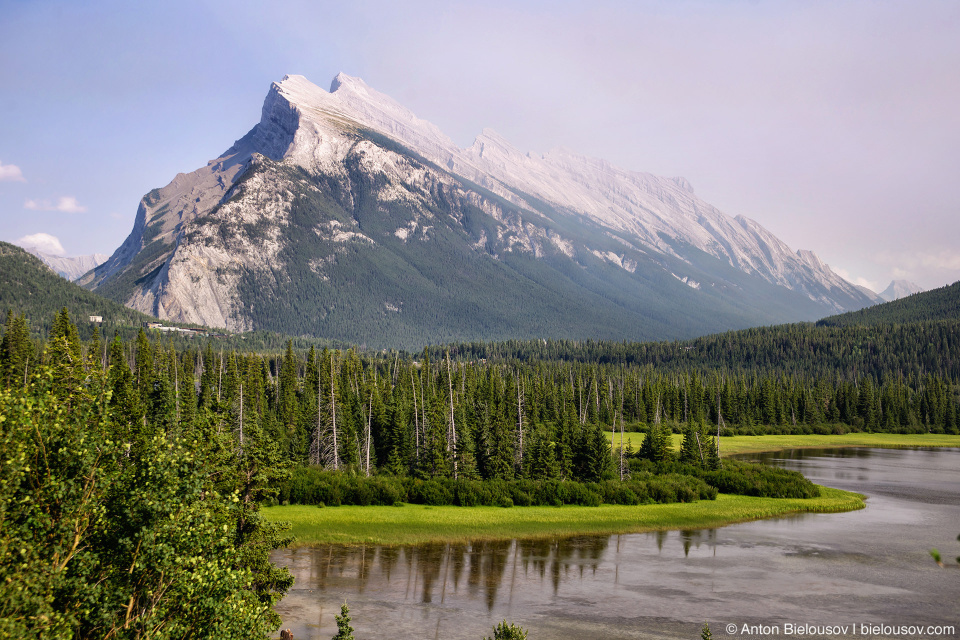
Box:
[2,0,958,292]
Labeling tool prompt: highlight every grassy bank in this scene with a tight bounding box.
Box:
[608,432,960,456]
[262,486,864,547]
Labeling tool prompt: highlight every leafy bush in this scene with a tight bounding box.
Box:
[629,458,818,499]
[409,479,453,506]
[278,468,719,508]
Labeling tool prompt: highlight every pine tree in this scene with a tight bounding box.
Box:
[332,601,355,640]
[526,425,560,479]
[639,424,656,461]
[278,340,299,451]
[88,324,103,371]
[679,423,700,464]
[48,308,84,393]
[579,424,613,482]
[487,415,514,480]
[1,311,33,388]
[107,335,142,446]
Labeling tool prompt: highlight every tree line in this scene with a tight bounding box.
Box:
[4,309,956,489]
[441,320,960,381]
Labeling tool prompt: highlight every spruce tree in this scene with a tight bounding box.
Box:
[679,423,699,464]
[332,602,355,640]
[107,335,142,445]
[1,311,33,388]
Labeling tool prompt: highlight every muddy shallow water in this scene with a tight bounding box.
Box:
[271,448,960,639]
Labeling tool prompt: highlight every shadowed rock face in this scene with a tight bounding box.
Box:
[86,73,880,348]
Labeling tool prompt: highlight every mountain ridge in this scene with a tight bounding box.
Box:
[82,73,879,349]
[273,74,875,308]
[25,248,108,281]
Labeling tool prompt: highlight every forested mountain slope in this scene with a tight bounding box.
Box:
[0,242,154,335]
[446,320,960,381]
[817,280,960,327]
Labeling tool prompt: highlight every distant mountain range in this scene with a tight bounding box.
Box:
[25,248,108,281]
[879,279,924,302]
[81,73,880,349]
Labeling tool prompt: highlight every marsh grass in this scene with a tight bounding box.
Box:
[263,486,864,546]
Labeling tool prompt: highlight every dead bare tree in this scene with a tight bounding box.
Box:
[446,352,458,479]
[515,370,525,471]
[410,367,420,464]
[310,351,340,470]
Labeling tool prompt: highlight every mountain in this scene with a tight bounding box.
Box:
[818,280,959,327]
[879,279,924,302]
[82,73,879,350]
[26,248,109,281]
[0,242,153,332]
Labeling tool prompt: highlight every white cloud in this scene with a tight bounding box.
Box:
[15,232,66,256]
[0,161,25,182]
[919,251,960,272]
[24,196,88,213]
[877,249,960,273]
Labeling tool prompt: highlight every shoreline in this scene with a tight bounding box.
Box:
[607,432,960,456]
[264,434,960,548]
[263,486,865,547]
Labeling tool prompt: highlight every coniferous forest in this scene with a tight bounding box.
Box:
[1,305,958,638]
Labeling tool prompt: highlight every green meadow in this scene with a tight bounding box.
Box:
[609,431,960,456]
[263,486,864,547]
[265,433,960,547]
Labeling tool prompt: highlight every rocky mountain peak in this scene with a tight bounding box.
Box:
[880,280,924,302]
[85,72,881,344]
[329,71,365,93]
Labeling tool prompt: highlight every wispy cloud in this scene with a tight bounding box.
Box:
[833,267,879,294]
[0,161,25,182]
[878,250,960,273]
[24,196,88,213]
[14,232,66,256]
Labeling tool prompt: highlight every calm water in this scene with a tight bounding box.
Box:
[271,448,960,639]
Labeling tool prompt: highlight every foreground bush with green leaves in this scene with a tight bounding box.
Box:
[0,311,292,639]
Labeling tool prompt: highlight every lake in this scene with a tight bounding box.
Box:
[271,448,960,639]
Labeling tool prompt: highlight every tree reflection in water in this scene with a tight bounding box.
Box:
[273,450,960,639]
[286,535,618,611]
